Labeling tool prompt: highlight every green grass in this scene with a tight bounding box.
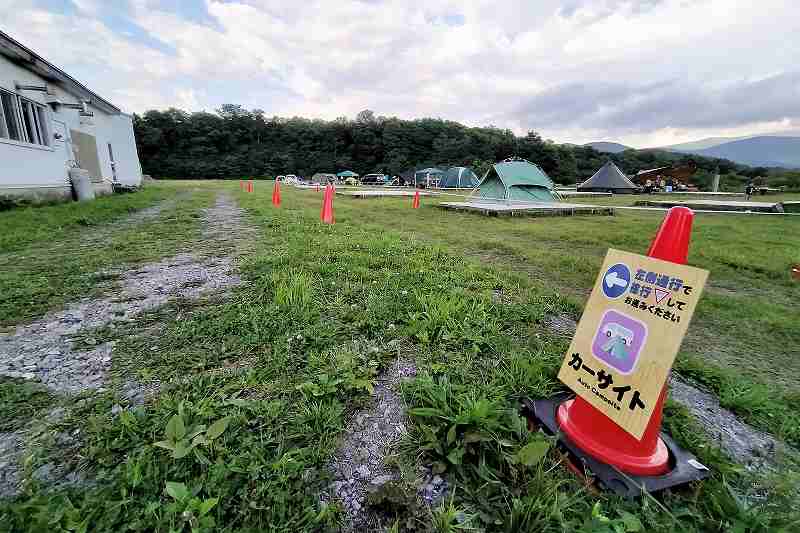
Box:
[0,183,217,326]
[0,378,58,432]
[0,182,798,532]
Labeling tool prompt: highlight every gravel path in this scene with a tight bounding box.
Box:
[326,358,418,532]
[0,193,253,498]
[668,377,791,472]
[0,194,249,395]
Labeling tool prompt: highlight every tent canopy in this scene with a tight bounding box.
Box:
[413,167,445,186]
[474,158,556,202]
[578,161,639,192]
[416,167,444,175]
[439,167,480,188]
[337,170,359,177]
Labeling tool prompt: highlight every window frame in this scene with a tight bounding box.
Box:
[0,87,52,149]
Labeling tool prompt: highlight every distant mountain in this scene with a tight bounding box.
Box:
[664,136,753,151]
[584,141,632,153]
[672,136,800,168]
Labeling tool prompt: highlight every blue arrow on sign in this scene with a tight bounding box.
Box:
[602,263,631,299]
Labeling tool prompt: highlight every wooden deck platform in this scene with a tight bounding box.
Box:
[634,199,784,213]
[438,201,614,217]
[557,191,613,198]
[337,190,436,198]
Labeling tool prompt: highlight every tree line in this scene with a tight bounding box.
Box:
[133,105,799,190]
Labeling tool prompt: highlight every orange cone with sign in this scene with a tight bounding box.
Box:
[321,184,335,224]
[555,206,694,476]
[412,190,420,209]
[272,179,281,207]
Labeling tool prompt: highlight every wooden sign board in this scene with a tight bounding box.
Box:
[557,249,708,439]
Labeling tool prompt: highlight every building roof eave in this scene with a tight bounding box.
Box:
[0,30,121,114]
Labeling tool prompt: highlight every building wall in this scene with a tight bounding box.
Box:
[0,55,142,200]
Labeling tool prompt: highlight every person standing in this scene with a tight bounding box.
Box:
[745,182,754,201]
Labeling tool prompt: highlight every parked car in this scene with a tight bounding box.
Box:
[276,175,286,182]
[343,177,360,186]
[362,173,387,185]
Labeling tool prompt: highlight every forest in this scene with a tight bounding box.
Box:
[133,105,800,190]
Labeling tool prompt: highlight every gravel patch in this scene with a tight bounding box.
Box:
[0,431,25,499]
[542,313,578,339]
[668,377,791,471]
[0,194,249,395]
[327,358,417,532]
[0,193,253,498]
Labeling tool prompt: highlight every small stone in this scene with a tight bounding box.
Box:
[370,475,393,486]
[85,338,96,346]
[356,465,370,478]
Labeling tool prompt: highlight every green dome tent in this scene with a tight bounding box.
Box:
[439,167,480,188]
[578,161,639,193]
[474,158,556,202]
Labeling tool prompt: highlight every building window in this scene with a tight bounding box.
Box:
[0,88,50,147]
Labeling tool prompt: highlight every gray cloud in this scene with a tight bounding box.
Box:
[510,72,800,135]
[6,0,800,145]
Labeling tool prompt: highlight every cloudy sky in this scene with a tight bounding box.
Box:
[4,0,800,147]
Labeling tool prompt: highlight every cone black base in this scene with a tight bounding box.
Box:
[521,394,710,498]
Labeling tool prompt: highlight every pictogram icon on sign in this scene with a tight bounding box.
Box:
[602,263,631,299]
[591,309,648,374]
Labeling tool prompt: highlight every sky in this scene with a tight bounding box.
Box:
[3,0,800,147]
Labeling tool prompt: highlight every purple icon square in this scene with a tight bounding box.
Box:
[591,309,648,375]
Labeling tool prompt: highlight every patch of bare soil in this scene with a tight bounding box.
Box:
[0,193,254,499]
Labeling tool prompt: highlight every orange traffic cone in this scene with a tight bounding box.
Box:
[272,179,281,207]
[412,190,420,209]
[555,206,695,476]
[321,184,335,224]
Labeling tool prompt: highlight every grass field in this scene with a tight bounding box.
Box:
[0,181,798,532]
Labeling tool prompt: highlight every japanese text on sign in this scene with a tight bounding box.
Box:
[557,249,708,439]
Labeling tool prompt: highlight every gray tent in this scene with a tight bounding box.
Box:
[439,167,480,188]
[578,162,640,193]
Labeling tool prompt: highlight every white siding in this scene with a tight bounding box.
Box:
[0,54,142,192]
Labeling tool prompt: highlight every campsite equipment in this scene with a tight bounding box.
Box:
[321,184,335,224]
[337,170,359,182]
[522,206,710,497]
[578,161,640,194]
[272,180,281,207]
[439,167,480,189]
[474,157,555,202]
[413,168,445,188]
[412,190,420,209]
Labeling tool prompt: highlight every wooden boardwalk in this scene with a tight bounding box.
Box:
[438,201,614,217]
[635,199,784,213]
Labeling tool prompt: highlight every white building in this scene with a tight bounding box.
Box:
[0,30,142,203]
